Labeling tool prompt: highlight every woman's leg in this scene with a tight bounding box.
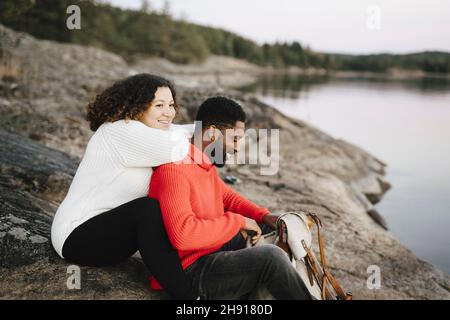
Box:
[61,196,196,300]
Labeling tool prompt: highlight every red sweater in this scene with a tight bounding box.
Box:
[148,143,269,290]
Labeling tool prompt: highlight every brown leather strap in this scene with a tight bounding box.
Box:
[321,276,327,299]
[317,229,327,270]
[304,256,315,286]
[302,241,323,287]
[321,275,335,300]
[307,211,352,300]
[324,270,352,300]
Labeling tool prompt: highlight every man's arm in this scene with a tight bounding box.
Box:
[220,178,270,224]
[149,167,245,251]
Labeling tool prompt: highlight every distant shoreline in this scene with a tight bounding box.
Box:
[261,66,450,80]
[128,55,450,90]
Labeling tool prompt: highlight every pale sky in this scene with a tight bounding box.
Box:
[103,0,450,54]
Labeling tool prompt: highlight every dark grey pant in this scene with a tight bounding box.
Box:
[184,223,313,300]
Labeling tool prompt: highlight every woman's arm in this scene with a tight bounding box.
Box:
[170,123,195,138]
[101,119,190,167]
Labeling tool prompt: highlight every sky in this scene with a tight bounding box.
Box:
[103,0,450,54]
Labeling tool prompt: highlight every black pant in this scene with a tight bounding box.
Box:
[61,197,196,300]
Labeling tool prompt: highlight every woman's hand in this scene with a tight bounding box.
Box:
[241,217,262,245]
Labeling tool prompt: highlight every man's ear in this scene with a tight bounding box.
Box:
[207,125,218,142]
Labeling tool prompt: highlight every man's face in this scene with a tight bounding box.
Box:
[207,121,245,167]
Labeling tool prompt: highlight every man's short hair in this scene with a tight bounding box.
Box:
[195,96,246,129]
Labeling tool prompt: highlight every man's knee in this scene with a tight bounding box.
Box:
[257,244,291,265]
[250,245,293,284]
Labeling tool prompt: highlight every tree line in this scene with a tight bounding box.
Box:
[1,0,449,73]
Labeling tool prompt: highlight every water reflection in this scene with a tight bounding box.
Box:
[240,74,329,99]
[240,73,450,97]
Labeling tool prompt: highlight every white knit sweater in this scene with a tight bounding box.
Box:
[51,119,195,258]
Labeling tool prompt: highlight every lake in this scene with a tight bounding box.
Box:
[240,74,450,274]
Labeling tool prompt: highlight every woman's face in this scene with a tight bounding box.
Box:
[138,86,176,130]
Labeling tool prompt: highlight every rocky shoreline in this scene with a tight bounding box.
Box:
[1,25,449,299]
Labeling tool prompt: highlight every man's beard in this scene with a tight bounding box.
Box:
[211,148,226,167]
[206,138,233,168]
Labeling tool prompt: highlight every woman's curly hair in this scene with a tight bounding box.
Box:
[86,73,179,131]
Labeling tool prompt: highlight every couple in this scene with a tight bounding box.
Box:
[51,73,312,300]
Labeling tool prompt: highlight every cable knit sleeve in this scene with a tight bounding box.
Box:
[170,123,195,138]
[149,166,245,251]
[220,178,270,223]
[101,120,190,167]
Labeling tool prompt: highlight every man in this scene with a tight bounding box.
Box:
[149,96,312,300]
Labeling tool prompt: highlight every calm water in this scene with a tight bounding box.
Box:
[240,75,450,274]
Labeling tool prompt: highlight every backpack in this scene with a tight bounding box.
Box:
[246,211,353,300]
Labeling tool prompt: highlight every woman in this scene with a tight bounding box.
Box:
[51,73,197,300]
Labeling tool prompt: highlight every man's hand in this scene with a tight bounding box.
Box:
[262,212,279,230]
[241,217,262,245]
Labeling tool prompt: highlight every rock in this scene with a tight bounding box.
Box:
[0,24,129,159]
[1,24,449,300]
[130,55,262,89]
[0,127,164,299]
[222,175,242,185]
[367,209,389,230]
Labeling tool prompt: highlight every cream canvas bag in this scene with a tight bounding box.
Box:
[246,211,352,300]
